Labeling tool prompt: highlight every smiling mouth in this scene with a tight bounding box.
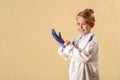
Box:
[77,28,85,32]
[80,30,85,32]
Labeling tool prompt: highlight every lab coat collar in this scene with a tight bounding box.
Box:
[80,31,93,39]
[79,32,94,50]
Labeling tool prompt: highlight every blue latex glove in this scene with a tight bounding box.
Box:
[51,29,64,47]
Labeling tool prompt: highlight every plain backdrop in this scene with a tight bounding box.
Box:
[0,0,120,80]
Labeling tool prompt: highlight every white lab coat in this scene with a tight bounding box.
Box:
[58,32,99,80]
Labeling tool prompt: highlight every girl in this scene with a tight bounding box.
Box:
[51,9,99,80]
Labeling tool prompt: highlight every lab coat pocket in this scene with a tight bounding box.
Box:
[87,63,98,77]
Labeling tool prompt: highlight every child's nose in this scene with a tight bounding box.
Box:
[80,25,83,29]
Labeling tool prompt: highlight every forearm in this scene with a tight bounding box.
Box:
[63,41,98,63]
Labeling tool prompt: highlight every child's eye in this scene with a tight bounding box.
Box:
[77,23,80,25]
[83,23,87,26]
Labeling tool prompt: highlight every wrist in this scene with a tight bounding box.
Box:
[64,40,70,47]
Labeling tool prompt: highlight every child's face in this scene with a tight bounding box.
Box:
[76,16,92,35]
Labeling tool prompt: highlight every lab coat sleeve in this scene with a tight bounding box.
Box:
[58,46,73,61]
[64,39,98,63]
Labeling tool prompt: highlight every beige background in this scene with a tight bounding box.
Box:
[0,0,120,80]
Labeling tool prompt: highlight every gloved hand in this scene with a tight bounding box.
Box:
[51,29,64,47]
